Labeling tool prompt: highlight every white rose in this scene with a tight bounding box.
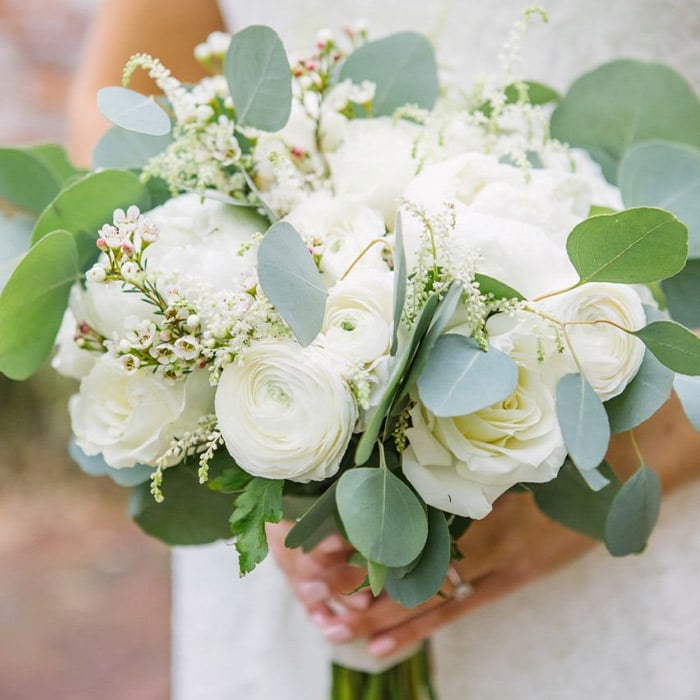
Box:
[402,322,566,518]
[284,192,388,284]
[327,117,422,227]
[70,359,214,468]
[537,282,647,400]
[52,307,97,380]
[319,268,394,367]
[215,339,357,482]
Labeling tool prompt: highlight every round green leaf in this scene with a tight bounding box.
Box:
[0,147,61,216]
[474,273,525,301]
[605,465,661,556]
[97,86,172,136]
[661,259,700,327]
[69,439,154,487]
[93,126,173,170]
[32,170,152,269]
[0,230,79,380]
[556,373,610,471]
[225,25,292,131]
[417,334,519,417]
[673,374,700,432]
[551,60,700,183]
[633,320,700,375]
[566,207,688,284]
[0,213,32,293]
[336,467,428,567]
[30,144,82,184]
[339,32,438,116]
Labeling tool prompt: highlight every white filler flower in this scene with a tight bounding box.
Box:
[215,339,358,482]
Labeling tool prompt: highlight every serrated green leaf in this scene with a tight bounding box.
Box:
[336,467,428,567]
[225,25,292,131]
[0,147,61,215]
[285,481,339,551]
[633,321,700,375]
[417,334,519,417]
[339,32,438,116]
[566,207,687,284]
[0,230,79,380]
[530,460,621,540]
[474,273,525,301]
[69,439,154,487]
[661,259,700,327]
[391,212,407,355]
[556,373,611,471]
[229,477,284,574]
[93,126,173,170]
[32,170,152,269]
[674,374,700,432]
[98,86,171,136]
[605,349,674,433]
[384,507,451,608]
[605,465,661,556]
[257,221,327,346]
[551,60,700,183]
[128,465,234,545]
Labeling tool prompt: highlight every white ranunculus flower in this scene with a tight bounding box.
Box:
[215,339,357,482]
[402,322,566,519]
[284,192,388,284]
[52,308,98,380]
[327,117,422,227]
[537,282,647,400]
[319,268,394,367]
[70,359,214,468]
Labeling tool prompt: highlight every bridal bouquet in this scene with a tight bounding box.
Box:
[2,11,700,698]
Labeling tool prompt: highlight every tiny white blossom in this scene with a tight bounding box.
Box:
[174,335,201,361]
[87,264,107,283]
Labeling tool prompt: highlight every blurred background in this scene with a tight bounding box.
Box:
[0,1,170,698]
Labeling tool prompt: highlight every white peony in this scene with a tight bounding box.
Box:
[284,192,388,284]
[215,339,358,482]
[70,359,214,468]
[537,282,647,401]
[402,320,566,519]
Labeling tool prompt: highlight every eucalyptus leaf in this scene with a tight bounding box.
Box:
[32,170,152,269]
[97,86,171,136]
[605,465,661,556]
[339,32,438,115]
[69,440,154,487]
[577,466,613,492]
[556,373,610,471]
[0,147,61,216]
[475,273,525,301]
[605,350,674,433]
[0,213,32,293]
[673,374,700,432]
[384,507,451,608]
[336,467,428,567]
[504,81,560,106]
[551,60,700,183]
[619,141,700,258]
[93,126,173,170]
[417,334,519,417]
[633,321,700,375]
[368,560,387,597]
[30,144,82,184]
[225,25,292,131]
[566,207,687,285]
[530,460,620,540]
[661,260,700,328]
[0,230,79,380]
[285,481,339,551]
[128,465,234,545]
[391,213,407,355]
[257,222,327,346]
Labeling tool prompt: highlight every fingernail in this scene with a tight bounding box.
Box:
[298,580,330,604]
[310,611,330,627]
[368,637,397,657]
[343,591,371,610]
[322,624,353,644]
[317,534,347,553]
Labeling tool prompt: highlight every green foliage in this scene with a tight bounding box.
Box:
[384,507,451,608]
[285,481,339,551]
[604,465,661,556]
[0,147,62,216]
[339,32,438,116]
[605,350,674,433]
[29,144,83,184]
[97,86,172,136]
[504,81,560,106]
[556,373,610,471]
[69,440,154,487]
[633,321,700,375]
[367,560,387,597]
[0,231,79,380]
[661,260,700,327]
[257,221,327,346]
[0,213,32,293]
[229,477,284,574]
[619,141,700,258]
[225,25,292,131]
[93,126,173,170]
[32,170,152,269]
[417,334,518,417]
[474,273,525,301]
[674,374,700,432]
[551,60,700,182]
[566,207,687,285]
[128,465,234,545]
[391,213,407,355]
[336,467,428,567]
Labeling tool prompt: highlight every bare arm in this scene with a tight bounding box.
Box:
[66,0,225,167]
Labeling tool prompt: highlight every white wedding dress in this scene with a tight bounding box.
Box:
[172,2,700,698]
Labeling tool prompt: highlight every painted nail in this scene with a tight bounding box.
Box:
[343,591,372,610]
[297,580,330,604]
[322,624,353,644]
[368,637,397,657]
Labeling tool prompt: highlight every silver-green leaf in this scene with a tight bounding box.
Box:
[633,321,700,375]
[97,86,172,136]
